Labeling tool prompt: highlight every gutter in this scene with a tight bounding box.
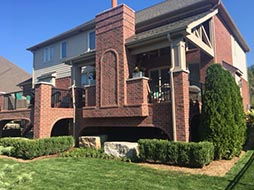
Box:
[167,34,177,142]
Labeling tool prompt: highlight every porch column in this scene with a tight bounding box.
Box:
[71,64,82,87]
[171,38,190,142]
[71,64,83,145]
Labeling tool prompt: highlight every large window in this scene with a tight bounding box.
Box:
[88,31,95,51]
[44,47,54,62]
[149,67,170,102]
[60,42,67,59]
[81,66,96,86]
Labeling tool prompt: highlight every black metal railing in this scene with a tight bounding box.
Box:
[51,88,72,108]
[148,83,171,103]
[0,89,34,111]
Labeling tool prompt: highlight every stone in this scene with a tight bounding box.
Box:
[79,135,107,149]
[104,142,139,159]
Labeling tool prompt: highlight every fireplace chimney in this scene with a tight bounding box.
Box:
[112,0,117,8]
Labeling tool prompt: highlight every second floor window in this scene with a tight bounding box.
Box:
[44,47,54,62]
[60,42,67,59]
[88,31,95,51]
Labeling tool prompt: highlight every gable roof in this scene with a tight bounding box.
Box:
[127,11,211,46]
[0,56,31,93]
[135,0,215,25]
[27,0,249,53]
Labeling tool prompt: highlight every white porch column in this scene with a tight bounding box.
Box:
[71,64,82,87]
[170,38,190,142]
[171,38,188,72]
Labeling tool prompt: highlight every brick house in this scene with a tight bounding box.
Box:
[0,0,249,142]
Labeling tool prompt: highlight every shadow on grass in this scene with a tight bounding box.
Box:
[225,152,254,190]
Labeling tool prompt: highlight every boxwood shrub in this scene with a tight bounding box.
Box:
[138,139,214,168]
[0,136,74,160]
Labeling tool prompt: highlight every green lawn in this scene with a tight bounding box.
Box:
[0,152,253,190]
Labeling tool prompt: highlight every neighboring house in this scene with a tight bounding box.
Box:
[0,56,31,93]
[0,0,250,142]
[0,56,32,111]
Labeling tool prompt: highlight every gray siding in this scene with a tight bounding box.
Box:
[33,30,94,80]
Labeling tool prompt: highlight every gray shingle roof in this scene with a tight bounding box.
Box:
[0,56,31,93]
[127,11,210,46]
[135,0,211,25]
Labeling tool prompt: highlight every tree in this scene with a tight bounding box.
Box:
[199,64,246,160]
[248,65,254,106]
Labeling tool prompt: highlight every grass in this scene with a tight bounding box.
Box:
[0,151,253,190]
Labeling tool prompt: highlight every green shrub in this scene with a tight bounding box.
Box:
[0,136,74,159]
[0,146,13,156]
[138,139,214,168]
[199,64,246,159]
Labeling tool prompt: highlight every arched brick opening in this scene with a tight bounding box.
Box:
[0,119,31,138]
[79,126,169,142]
[0,118,32,138]
[51,118,73,137]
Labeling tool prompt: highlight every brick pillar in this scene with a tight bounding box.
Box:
[173,71,190,141]
[33,83,52,139]
[95,4,135,108]
[171,38,189,142]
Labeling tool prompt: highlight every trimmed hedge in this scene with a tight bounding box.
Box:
[138,139,214,168]
[0,136,74,160]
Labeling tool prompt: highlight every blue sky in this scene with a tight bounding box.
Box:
[0,0,253,74]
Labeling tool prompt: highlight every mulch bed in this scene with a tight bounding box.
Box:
[138,151,245,177]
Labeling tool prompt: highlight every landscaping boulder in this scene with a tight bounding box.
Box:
[79,135,107,149]
[104,142,139,159]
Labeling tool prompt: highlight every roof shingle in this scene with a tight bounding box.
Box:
[0,56,31,93]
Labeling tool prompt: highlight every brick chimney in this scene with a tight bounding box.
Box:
[96,5,135,108]
[112,0,117,8]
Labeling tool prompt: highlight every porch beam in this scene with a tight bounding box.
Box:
[186,33,214,57]
[130,40,170,55]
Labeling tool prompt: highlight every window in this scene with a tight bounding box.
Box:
[60,42,67,59]
[43,47,54,62]
[44,48,49,62]
[37,72,56,86]
[149,68,170,102]
[81,66,96,86]
[88,31,95,51]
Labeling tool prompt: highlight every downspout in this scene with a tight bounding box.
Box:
[167,34,177,142]
[71,60,76,143]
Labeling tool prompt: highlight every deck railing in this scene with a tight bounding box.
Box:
[148,83,171,103]
[0,89,34,111]
[51,88,72,108]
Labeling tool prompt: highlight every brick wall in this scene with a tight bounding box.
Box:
[79,102,172,139]
[126,78,149,105]
[33,83,73,138]
[55,77,71,89]
[241,78,250,111]
[214,15,233,64]
[96,4,135,108]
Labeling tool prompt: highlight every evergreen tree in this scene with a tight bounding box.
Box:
[199,64,246,159]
